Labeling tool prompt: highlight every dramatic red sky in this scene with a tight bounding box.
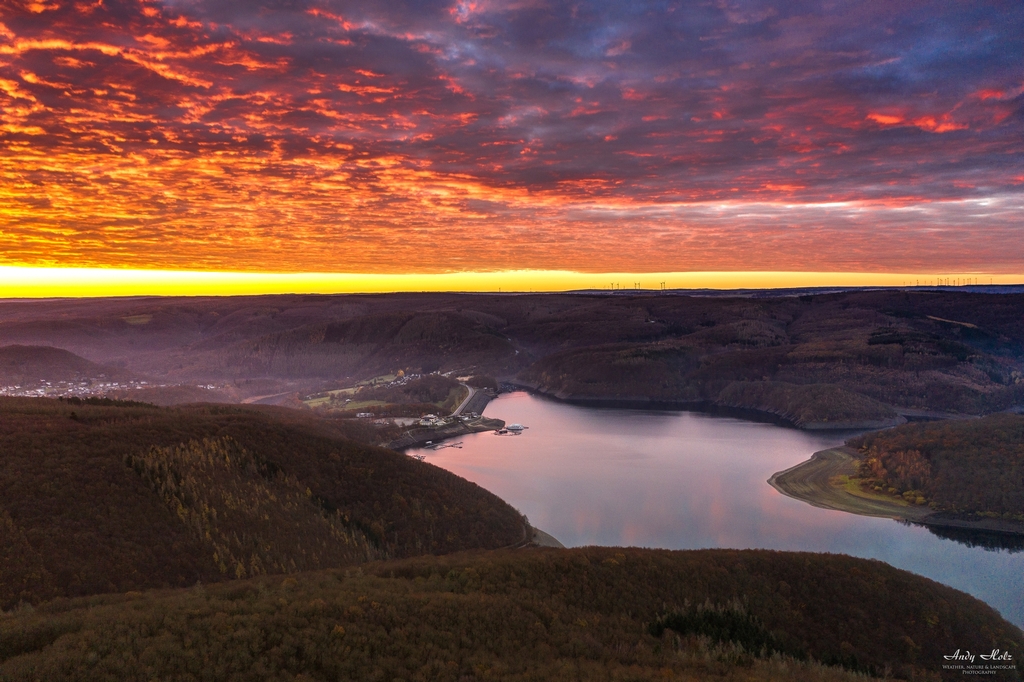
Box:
[1,0,1021,279]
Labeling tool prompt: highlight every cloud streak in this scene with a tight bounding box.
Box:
[0,0,1021,273]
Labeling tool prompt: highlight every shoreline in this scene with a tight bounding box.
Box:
[505,381,900,431]
[387,388,502,451]
[769,447,1024,537]
[387,415,504,451]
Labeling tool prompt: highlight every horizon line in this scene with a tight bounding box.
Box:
[1,266,1021,298]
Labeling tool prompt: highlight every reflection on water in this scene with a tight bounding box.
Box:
[914,523,1024,553]
[409,391,1024,628]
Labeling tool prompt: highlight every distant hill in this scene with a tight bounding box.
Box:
[213,311,519,380]
[515,290,1024,427]
[1,548,1020,680]
[0,345,130,386]
[0,290,1022,424]
[0,397,528,609]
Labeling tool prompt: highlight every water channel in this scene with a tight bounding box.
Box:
[408,391,1024,628]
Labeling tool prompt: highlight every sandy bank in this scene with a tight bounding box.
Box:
[770,447,1024,536]
[769,447,930,520]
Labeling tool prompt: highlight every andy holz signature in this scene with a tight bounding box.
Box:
[944,650,1014,663]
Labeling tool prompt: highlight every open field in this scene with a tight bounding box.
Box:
[303,374,469,421]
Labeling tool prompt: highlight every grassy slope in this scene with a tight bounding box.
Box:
[317,374,469,417]
[0,397,528,609]
[1,548,1020,681]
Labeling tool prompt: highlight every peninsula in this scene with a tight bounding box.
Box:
[770,414,1024,536]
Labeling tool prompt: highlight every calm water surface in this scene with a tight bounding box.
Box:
[409,391,1024,628]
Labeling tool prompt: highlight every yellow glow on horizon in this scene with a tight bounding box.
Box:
[1,267,1019,298]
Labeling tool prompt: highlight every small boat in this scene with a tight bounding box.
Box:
[494,428,508,435]
[507,423,526,432]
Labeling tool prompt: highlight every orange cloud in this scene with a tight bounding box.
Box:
[0,0,1020,277]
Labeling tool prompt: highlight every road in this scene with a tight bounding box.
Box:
[450,384,476,417]
[241,390,298,406]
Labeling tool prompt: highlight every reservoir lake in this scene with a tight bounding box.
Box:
[409,391,1024,628]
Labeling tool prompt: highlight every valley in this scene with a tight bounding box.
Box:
[1,288,1023,679]
[2,288,1022,430]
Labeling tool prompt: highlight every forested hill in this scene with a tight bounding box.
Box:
[0,397,528,609]
[0,345,132,386]
[2,290,1022,427]
[1,548,1020,681]
[514,290,1024,428]
[850,413,1024,520]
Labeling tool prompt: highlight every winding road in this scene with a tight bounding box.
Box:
[451,383,476,416]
